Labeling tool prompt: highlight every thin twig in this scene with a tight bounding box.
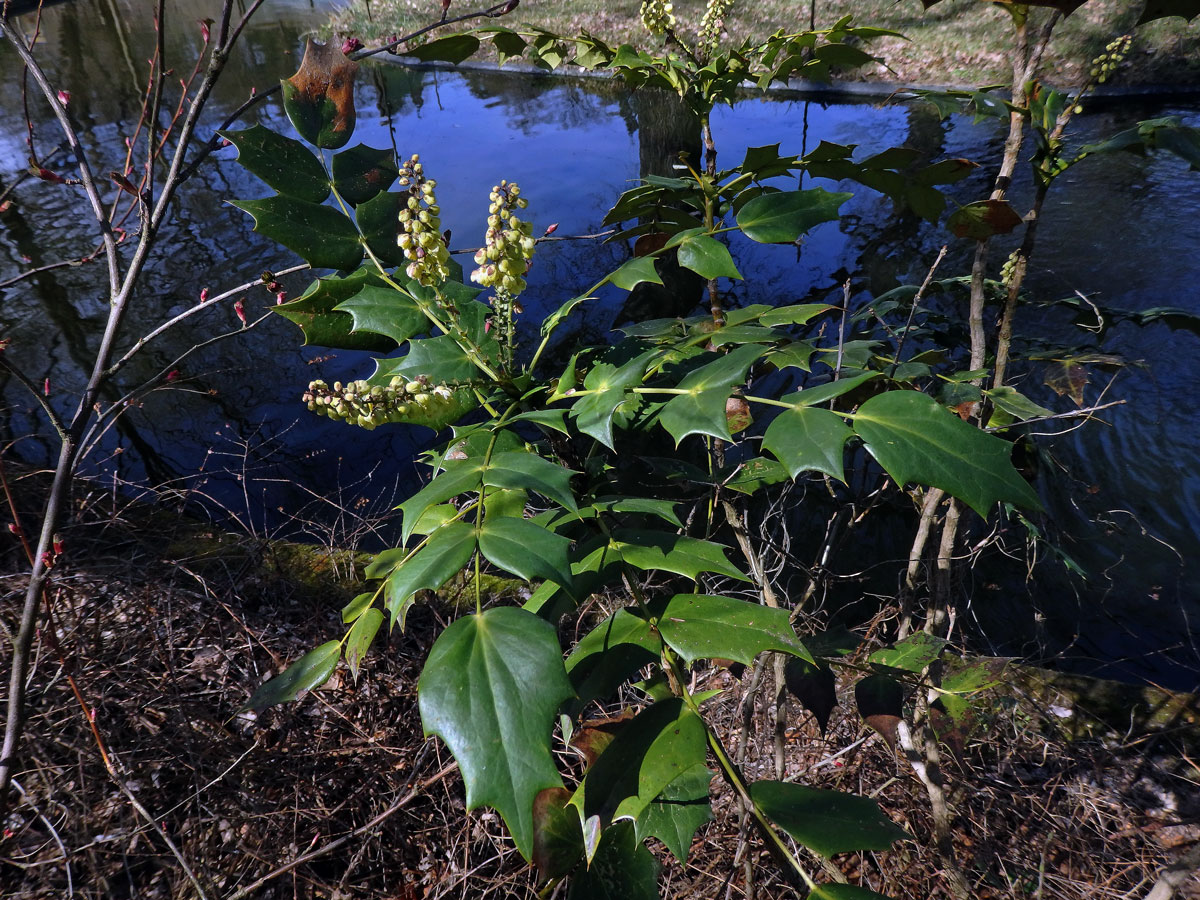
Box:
[225,761,459,900]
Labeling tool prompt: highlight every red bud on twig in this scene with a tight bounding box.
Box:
[0,201,10,213]
[198,18,212,42]
[544,223,558,235]
[502,0,519,12]
[33,167,66,184]
[52,534,63,556]
[43,378,50,396]
[166,369,180,382]
[442,0,451,11]
[8,523,19,535]
[275,291,287,305]
[56,90,70,106]
[199,287,210,302]
[110,172,139,196]
[234,298,246,326]
[341,37,363,55]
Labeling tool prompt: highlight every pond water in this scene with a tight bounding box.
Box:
[2,0,1199,688]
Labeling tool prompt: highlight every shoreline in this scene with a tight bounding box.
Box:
[367,52,1200,105]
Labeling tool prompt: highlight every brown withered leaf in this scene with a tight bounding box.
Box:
[1044,361,1088,406]
[282,39,359,150]
[948,199,1024,241]
[725,396,753,435]
[633,232,670,257]
[570,711,634,767]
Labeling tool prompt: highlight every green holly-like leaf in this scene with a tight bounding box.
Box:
[869,632,948,674]
[609,256,665,290]
[479,516,574,588]
[566,609,661,707]
[853,390,1042,517]
[378,334,483,385]
[335,285,426,346]
[567,821,660,900]
[675,233,743,280]
[331,143,399,206]
[572,351,657,448]
[231,196,363,271]
[484,451,580,513]
[403,33,482,64]
[242,640,341,711]
[750,781,911,857]
[763,406,853,481]
[782,371,879,408]
[724,457,790,495]
[610,529,748,581]
[571,699,707,826]
[985,386,1054,422]
[275,271,398,351]
[947,199,1023,241]
[658,344,765,444]
[220,124,330,203]
[379,523,477,629]
[634,765,713,863]
[399,459,487,542]
[355,190,407,266]
[735,188,853,243]
[655,594,811,667]
[419,607,574,860]
[282,39,359,150]
[345,607,383,679]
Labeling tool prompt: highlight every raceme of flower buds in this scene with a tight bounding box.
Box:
[396,154,451,286]
[698,0,734,58]
[469,180,534,296]
[1089,35,1132,84]
[639,0,675,35]
[303,376,469,430]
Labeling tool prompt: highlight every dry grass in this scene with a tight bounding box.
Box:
[328,0,1200,86]
[1,466,1197,899]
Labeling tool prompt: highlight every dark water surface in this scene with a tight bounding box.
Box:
[2,1,1199,686]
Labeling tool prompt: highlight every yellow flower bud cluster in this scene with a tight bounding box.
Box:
[396,154,450,286]
[698,0,734,58]
[1000,249,1020,288]
[470,180,534,297]
[304,375,462,430]
[1089,35,1132,84]
[639,0,675,36]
